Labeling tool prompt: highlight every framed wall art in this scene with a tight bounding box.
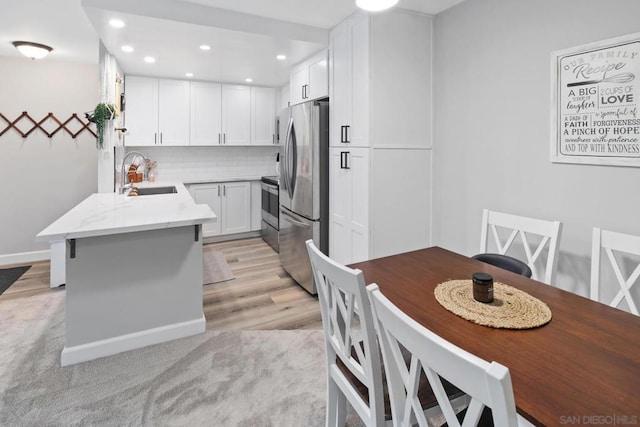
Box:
[551,32,640,166]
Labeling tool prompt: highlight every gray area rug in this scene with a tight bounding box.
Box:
[0,291,341,426]
[203,248,235,285]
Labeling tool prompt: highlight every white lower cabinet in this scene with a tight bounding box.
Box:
[329,147,370,265]
[189,182,251,237]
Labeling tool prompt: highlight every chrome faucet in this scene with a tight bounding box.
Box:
[119,151,148,194]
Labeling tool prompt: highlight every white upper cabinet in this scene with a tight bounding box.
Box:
[158,80,190,145]
[125,76,189,146]
[124,76,158,146]
[307,52,329,101]
[289,49,329,106]
[290,66,308,106]
[190,82,222,146]
[330,13,369,147]
[221,85,251,145]
[330,11,431,149]
[128,77,276,147]
[369,10,432,149]
[251,87,276,145]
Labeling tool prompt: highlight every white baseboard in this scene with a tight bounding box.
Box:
[0,249,50,266]
[204,230,261,244]
[61,315,206,367]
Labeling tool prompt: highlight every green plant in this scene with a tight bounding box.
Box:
[93,103,115,148]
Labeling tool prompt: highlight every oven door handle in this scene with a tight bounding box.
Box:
[261,182,278,193]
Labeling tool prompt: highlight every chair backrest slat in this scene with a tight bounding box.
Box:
[367,284,520,427]
[480,209,562,284]
[590,227,640,315]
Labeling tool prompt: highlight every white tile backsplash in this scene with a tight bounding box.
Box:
[125,146,280,182]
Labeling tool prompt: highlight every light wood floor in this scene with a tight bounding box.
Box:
[0,237,322,331]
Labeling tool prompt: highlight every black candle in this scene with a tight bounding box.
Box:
[472,272,494,303]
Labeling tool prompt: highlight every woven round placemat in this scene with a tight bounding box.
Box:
[434,280,552,329]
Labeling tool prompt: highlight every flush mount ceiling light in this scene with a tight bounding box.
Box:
[355,0,398,11]
[12,41,53,59]
[185,72,194,77]
[276,54,286,60]
[199,45,211,51]
[109,19,125,28]
[121,45,134,53]
[143,56,156,63]
[245,78,253,83]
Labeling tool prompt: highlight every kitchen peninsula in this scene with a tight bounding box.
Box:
[36,182,216,366]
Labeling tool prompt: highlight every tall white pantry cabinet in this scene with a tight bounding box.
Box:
[329,10,433,265]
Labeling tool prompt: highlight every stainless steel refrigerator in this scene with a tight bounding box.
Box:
[279,99,329,295]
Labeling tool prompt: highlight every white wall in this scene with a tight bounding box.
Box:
[98,42,125,193]
[0,56,98,259]
[432,0,640,296]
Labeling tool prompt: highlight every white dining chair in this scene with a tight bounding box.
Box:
[367,283,535,427]
[306,240,462,426]
[590,227,640,315]
[306,239,386,426]
[478,209,562,284]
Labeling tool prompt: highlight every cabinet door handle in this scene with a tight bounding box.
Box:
[160,133,163,144]
[223,185,226,196]
[272,134,275,144]
[341,126,351,143]
[340,151,350,169]
[154,132,157,144]
[69,239,76,259]
[218,133,221,144]
[218,186,221,196]
[223,133,226,144]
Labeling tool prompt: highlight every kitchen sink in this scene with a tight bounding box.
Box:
[134,186,177,195]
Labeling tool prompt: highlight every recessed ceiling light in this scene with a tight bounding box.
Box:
[245,78,253,83]
[199,45,211,51]
[109,19,125,28]
[185,72,194,77]
[121,45,134,53]
[144,56,156,63]
[355,0,398,11]
[276,54,286,60]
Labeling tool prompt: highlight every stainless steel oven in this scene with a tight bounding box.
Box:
[261,176,279,252]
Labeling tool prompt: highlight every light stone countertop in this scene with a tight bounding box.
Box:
[182,176,265,185]
[36,181,216,242]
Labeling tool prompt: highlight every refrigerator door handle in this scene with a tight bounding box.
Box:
[283,116,293,194]
[280,208,311,229]
[286,117,297,200]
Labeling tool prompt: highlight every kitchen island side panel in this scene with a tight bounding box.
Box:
[64,225,204,352]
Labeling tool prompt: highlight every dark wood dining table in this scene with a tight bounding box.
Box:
[350,246,640,427]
